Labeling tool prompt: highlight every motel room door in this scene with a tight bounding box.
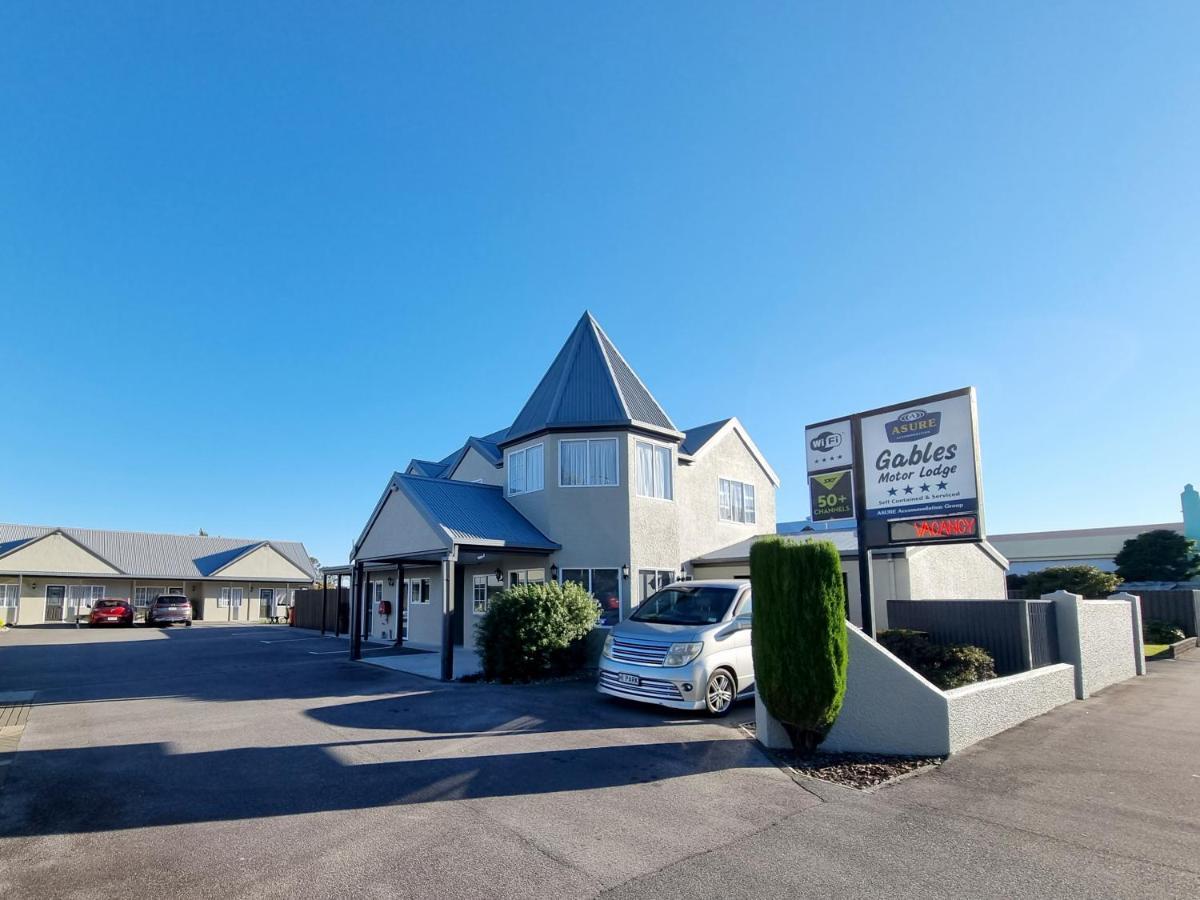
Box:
[45,585,66,622]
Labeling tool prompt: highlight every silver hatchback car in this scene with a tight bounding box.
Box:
[597,580,753,716]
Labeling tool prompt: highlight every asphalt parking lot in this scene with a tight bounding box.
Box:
[1,625,1198,899]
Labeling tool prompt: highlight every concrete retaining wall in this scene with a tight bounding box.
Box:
[945,664,1075,752]
[1048,590,1143,699]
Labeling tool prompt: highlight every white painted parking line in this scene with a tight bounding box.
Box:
[258,637,325,644]
[308,649,350,655]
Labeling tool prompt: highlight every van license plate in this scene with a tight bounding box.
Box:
[618,673,640,686]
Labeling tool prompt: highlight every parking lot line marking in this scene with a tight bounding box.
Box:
[308,649,350,654]
[258,637,325,644]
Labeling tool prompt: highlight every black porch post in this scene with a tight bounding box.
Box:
[440,549,457,681]
[320,576,328,636]
[394,562,404,648]
[334,574,342,638]
[350,563,364,661]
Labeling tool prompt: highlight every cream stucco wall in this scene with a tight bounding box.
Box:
[357,487,448,561]
[449,447,504,486]
[215,544,311,581]
[0,533,120,576]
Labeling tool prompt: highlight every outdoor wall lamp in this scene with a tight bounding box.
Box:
[387,576,395,586]
[494,567,503,582]
[550,564,558,580]
[621,564,630,579]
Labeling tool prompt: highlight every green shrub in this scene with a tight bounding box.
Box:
[475,580,600,682]
[1143,620,1186,645]
[1021,566,1120,599]
[878,629,996,690]
[750,537,847,751]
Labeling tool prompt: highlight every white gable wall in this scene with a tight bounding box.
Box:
[0,533,120,576]
[357,487,447,561]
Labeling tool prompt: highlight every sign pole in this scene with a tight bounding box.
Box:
[850,415,875,638]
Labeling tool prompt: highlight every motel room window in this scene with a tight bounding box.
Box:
[217,587,245,608]
[472,573,503,615]
[718,478,757,524]
[561,567,620,626]
[0,584,19,608]
[636,441,672,500]
[559,438,618,487]
[508,568,545,587]
[405,578,431,605]
[507,443,544,496]
[638,569,675,608]
[135,586,165,608]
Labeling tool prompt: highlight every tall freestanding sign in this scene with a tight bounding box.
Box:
[806,386,985,636]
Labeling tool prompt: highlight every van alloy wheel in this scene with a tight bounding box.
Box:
[705,670,735,717]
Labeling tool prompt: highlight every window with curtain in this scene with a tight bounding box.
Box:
[472,573,503,615]
[0,584,17,608]
[718,478,757,524]
[636,441,672,499]
[560,438,618,487]
[507,443,544,495]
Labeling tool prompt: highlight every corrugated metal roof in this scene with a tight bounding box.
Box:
[407,459,450,478]
[395,476,559,551]
[0,523,316,580]
[503,312,681,446]
[680,419,732,456]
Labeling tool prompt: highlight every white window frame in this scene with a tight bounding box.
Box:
[637,569,675,608]
[558,566,622,625]
[507,443,545,496]
[405,577,431,605]
[635,440,673,500]
[472,573,504,616]
[718,477,757,524]
[135,586,166,608]
[558,438,620,488]
[218,587,245,608]
[0,584,17,608]
[507,568,546,587]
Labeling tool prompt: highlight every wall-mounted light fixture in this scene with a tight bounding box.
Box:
[550,563,558,580]
[494,567,503,582]
[621,564,630,579]
[387,576,395,586]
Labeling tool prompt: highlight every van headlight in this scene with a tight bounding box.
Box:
[602,632,615,659]
[663,642,703,667]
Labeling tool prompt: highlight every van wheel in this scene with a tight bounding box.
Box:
[704,669,736,717]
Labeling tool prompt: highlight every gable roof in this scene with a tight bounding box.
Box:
[502,312,681,447]
[0,523,316,580]
[354,474,560,557]
[678,417,781,486]
[406,426,509,480]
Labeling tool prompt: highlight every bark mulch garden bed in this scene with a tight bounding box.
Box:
[740,722,944,790]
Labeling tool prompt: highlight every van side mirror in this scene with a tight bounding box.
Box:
[735,613,752,631]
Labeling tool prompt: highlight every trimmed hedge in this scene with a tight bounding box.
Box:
[475,580,600,682]
[878,629,996,690]
[750,537,847,750]
[1144,619,1186,645]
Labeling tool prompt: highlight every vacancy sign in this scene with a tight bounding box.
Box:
[860,391,980,521]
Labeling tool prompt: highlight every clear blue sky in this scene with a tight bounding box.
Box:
[3,3,1197,566]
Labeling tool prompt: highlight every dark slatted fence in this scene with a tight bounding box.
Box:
[292,588,349,634]
[1132,590,1200,637]
[886,598,1061,675]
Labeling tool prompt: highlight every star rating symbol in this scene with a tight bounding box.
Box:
[903,485,914,495]
[888,487,898,496]
[936,481,948,491]
[920,483,931,492]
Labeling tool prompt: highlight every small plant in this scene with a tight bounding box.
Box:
[750,537,847,751]
[878,629,996,690]
[1143,620,1186,645]
[475,580,600,682]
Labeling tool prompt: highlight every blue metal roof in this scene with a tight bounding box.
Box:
[503,312,680,446]
[394,475,559,551]
[680,418,732,456]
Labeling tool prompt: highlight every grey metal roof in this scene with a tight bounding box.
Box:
[0,523,317,580]
[503,312,681,446]
[681,419,732,456]
[394,475,559,551]
[407,459,450,478]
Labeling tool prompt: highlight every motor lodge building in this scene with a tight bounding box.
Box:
[345,312,780,658]
[0,524,318,625]
[344,312,1013,669]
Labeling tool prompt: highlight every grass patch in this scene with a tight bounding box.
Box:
[1144,643,1169,658]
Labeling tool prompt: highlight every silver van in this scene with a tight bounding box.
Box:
[597,580,753,716]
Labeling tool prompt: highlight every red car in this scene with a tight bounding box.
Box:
[89,598,135,627]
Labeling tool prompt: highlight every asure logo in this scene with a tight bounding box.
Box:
[810,431,843,453]
[885,409,941,443]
